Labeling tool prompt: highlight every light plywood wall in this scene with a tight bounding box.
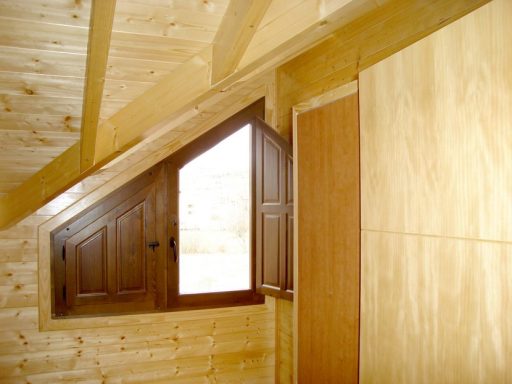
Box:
[359,0,512,382]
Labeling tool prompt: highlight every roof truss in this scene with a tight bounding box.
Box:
[0,0,491,229]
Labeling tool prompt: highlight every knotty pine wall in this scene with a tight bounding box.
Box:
[0,155,275,381]
[359,0,512,382]
[0,206,275,384]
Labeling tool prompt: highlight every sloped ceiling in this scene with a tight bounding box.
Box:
[0,0,490,229]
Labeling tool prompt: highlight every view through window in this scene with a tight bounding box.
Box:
[179,124,251,294]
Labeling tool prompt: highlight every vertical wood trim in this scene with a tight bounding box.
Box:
[294,89,360,383]
[80,0,117,172]
[291,81,358,383]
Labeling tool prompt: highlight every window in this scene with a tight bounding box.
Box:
[51,100,292,318]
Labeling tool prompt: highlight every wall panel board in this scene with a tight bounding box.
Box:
[360,0,512,243]
[359,1,512,382]
[361,231,512,384]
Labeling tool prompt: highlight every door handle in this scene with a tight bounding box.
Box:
[170,237,177,262]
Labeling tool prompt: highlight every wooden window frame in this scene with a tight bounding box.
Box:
[165,100,266,310]
[47,101,267,320]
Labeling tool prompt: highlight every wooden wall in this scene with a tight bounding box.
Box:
[296,94,360,383]
[0,87,276,383]
[0,199,275,384]
[359,0,512,382]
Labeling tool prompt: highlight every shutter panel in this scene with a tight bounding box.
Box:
[254,118,293,300]
[55,165,165,316]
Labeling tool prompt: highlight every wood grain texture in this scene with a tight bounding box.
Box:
[360,0,512,243]
[80,0,116,171]
[296,94,360,383]
[276,298,293,384]
[360,230,512,384]
[277,0,490,137]
[211,0,272,84]
[0,144,82,229]
[0,0,388,228]
[359,1,512,382]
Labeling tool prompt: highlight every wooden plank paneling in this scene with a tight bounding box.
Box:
[361,230,512,384]
[0,72,83,99]
[0,157,275,384]
[0,0,410,228]
[0,46,86,77]
[108,32,208,62]
[296,94,360,383]
[360,0,512,243]
[113,0,226,42]
[0,17,88,53]
[0,113,80,133]
[0,94,82,116]
[0,0,91,27]
[0,130,78,148]
[105,57,179,82]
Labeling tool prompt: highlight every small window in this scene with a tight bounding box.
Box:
[51,100,292,318]
[179,125,251,294]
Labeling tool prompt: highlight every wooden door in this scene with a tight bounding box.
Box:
[296,93,360,383]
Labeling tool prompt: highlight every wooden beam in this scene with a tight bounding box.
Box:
[276,0,491,138]
[211,0,272,84]
[0,0,491,229]
[80,0,116,172]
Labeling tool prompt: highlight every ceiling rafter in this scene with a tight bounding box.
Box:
[80,0,117,172]
[0,0,490,229]
[210,0,272,85]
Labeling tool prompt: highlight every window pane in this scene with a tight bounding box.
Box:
[179,125,251,294]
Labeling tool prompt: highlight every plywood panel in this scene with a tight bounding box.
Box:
[360,0,512,243]
[296,94,360,383]
[360,230,512,384]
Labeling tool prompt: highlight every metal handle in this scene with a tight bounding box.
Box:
[170,237,177,262]
[148,241,160,251]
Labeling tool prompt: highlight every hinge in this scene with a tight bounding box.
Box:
[62,244,66,261]
[62,284,66,301]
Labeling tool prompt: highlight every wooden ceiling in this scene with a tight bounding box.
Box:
[0,0,490,229]
[0,0,229,195]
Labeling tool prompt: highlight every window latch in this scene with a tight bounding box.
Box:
[170,237,177,262]
[148,241,160,251]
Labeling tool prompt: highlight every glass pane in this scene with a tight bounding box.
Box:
[179,125,251,294]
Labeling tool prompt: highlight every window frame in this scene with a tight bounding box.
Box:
[165,101,265,310]
[48,100,266,319]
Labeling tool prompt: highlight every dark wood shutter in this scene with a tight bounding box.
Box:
[53,165,166,317]
[254,118,293,300]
